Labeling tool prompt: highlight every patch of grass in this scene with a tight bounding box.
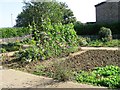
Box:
[33,65,46,76]
[33,61,74,81]
[51,62,73,81]
[88,39,120,47]
[75,65,120,88]
[78,37,120,47]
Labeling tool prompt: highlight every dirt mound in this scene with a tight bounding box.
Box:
[45,50,120,72]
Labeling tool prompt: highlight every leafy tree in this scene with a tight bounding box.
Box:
[15,0,76,27]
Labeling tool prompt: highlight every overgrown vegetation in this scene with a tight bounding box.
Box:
[15,18,78,62]
[76,65,120,88]
[78,26,120,47]
[0,42,22,53]
[99,27,112,42]
[0,27,31,38]
[33,61,74,81]
[86,39,120,47]
[74,22,120,35]
[20,38,36,45]
[78,36,120,47]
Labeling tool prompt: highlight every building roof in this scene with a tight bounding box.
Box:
[107,0,120,2]
[95,0,120,7]
[95,1,106,7]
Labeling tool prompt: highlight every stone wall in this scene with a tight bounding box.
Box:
[96,2,120,23]
[0,35,32,44]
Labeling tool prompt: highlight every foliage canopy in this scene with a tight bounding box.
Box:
[15,0,76,27]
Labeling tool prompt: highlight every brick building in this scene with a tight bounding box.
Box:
[95,0,120,23]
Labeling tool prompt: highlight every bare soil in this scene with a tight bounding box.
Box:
[45,50,120,73]
[3,50,120,75]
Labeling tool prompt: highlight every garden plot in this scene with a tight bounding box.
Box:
[2,50,120,74]
[44,50,120,72]
[2,50,120,88]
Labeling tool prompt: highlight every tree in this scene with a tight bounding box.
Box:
[15,1,76,27]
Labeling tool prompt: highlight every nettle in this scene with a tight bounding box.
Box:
[16,18,78,62]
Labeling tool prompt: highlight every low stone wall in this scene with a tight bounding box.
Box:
[0,35,32,44]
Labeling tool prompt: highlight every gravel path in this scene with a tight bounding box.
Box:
[0,68,106,88]
[81,47,119,50]
[0,68,53,88]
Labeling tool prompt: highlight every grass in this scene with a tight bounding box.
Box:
[87,39,120,47]
[32,65,47,76]
[33,61,73,81]
[78,36,120,47]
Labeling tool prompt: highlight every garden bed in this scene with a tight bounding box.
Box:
[46,50,120,71]
[2,50,120,88]
[3,50,120,74]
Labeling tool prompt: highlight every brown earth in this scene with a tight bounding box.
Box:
[45,50,120,74]
[3,50,120,76]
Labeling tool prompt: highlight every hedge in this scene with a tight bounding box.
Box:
[0,27,31,38]
[74,22,120,35]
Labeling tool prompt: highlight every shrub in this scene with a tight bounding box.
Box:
[53,63,73,81]
[16,18,79,62]
[78,37,88,46]
[78,37,91,46]
[1,42,22,52]
[0,48,6,53]
[20,38,36,45]
[99,27,112,42]
[0,27,31,38]
[15,46,39,62]
[33,62,73,81]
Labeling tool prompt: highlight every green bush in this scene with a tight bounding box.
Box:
[15,46,39,62]
[16,18,78,62]
[99,27,112,42]
[78,37,89,46]
[46,62,73,81]
[74,22,120,35]
[20,38,36,45]
[0,48,6,53]
[33,62,73,81]
[76,65,120,88]
[0,27,31,38]
[1,42,22,52]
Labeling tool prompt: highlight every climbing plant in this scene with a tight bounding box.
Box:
[16,18,78,62]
